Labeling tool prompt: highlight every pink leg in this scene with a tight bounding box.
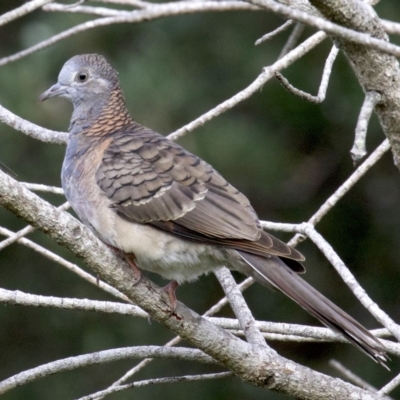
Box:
[102,242,141,284]
[124,253,142,284]
[103,242,120,254]
[163,280,179,311]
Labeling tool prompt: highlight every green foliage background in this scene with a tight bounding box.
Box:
[1,1,400,399]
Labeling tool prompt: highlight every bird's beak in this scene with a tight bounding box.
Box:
[38,82,67,102]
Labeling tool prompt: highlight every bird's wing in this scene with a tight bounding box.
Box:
[96,124,304,264]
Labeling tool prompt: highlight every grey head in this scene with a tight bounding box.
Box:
[39,54,120,110]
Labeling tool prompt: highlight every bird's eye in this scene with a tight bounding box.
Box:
[76,72,88,82]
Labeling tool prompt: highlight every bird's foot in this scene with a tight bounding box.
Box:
[162,280,179,311]
[123,253,142,284]
[102,243,142,283]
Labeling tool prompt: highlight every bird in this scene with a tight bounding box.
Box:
[39,53,387,366]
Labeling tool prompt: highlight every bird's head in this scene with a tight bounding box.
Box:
[39,54,120,109]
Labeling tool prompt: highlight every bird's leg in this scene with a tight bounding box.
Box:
[162,280,179,311]
[103,242,120,254]
[101,242,142,284]
[123,253,142,284]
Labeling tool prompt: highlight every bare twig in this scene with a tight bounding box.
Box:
[204,276,254,316]
[351,91,382,163]
[2,33,325,146]
[0,288,142,316]
[255,216,400,345]
[2,28,316,148]
[0,0,54,27]
[329,360,384,395]
[278,22,304,58]
[303,224,400,342]
[0,227,132,302]
[2,0,400,69]
[0,104,67,144]
[262,220,400,343]
[381,19,400,36]
[43,3,131,16]
[0,201,70,251]
[168,31,327,140]
[87,337,183,399]
[247,0,400,58]
[66,0,85,7]
[1,287,393,346]
[95,273,256,397]
[378,372,400,396]
[289,139,391,247]
[0,2,260,67]
[95,0,153,8]
[306,139,390,226]
[215,268,267,348]
[0,346,215,395]
[77,372,233,400]
[20,183,64,194]
[275,44,339,103]
[255,20,293,46]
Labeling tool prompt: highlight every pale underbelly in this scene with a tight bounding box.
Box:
[73,190,229,283]
[63,167,231,284]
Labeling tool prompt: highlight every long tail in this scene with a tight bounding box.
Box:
[237,251,388,367]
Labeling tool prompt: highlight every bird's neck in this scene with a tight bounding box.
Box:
[69,87,133,137]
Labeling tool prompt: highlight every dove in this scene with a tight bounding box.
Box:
[39,54,387,366]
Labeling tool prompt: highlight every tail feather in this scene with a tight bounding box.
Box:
[237,251,388,367]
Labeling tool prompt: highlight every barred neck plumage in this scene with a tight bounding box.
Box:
[69,86,134,137]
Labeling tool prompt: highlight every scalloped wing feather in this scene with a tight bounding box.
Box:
[96,123,304,266]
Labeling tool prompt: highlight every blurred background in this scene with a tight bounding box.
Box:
[1,0,400,399]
